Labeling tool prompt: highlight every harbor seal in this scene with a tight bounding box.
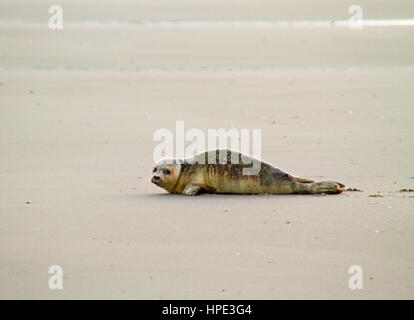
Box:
[151,149,345,195]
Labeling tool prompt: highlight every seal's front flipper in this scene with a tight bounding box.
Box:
[182,185,201,196]
[309,181,345,194]
[294,177,314,183]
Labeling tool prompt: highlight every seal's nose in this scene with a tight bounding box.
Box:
[151,176,161,183]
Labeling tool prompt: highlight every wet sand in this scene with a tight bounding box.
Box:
[0,1,413,299]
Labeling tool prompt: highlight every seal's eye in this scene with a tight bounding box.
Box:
[163,169,171,175]
[153,168,157,173]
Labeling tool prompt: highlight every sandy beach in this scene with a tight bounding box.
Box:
[0,1,413,299]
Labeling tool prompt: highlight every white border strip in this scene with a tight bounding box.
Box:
[1,19,414,28]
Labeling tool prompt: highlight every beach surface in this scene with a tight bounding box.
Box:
[0,0,413,299]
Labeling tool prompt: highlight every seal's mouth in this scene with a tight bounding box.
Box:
[151,176,162,185]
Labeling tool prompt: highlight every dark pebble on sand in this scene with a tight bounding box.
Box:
[346,188,362,192]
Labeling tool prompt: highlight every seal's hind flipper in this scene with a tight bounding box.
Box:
[310,181,345,194]
[337,182,345,188]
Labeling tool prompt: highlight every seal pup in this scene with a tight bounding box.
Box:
[151,149,345,195]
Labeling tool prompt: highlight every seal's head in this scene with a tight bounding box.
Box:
[151,158,183,192]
